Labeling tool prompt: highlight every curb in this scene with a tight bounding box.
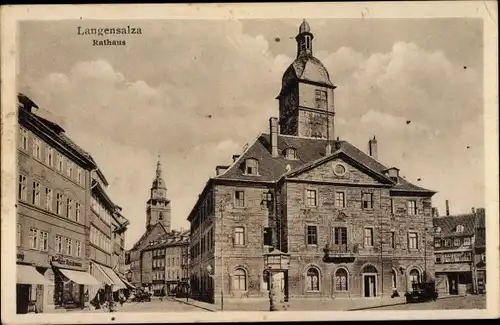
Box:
[170,298,216,312]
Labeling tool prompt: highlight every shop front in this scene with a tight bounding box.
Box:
[16,263,52,314]
[435,263,473,295]
[89,261,127,308]
[50,255,101,310]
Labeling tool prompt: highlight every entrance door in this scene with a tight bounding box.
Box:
[16,284,31,314]
[364,275,376,297]
[448,274,458,295]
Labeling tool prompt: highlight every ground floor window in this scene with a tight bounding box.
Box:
[306,268,320,291]
[392,269,397,288]
[335,268,348,291]
[233,268,247,291]
[409,269,420,285]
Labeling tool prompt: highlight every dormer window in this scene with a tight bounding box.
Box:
[384,167,400,183]
[245,158,259,175]
[285,148,297,160]
[456,225,464,233]
[434,227,442,234]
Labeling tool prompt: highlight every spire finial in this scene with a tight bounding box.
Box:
[156,153,162,178]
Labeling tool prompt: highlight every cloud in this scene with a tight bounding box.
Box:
[19,23,483,248]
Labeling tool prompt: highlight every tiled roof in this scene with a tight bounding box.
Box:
[433,214,476,237]
[216,133,434,193]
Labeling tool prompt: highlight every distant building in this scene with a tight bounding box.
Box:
[126,158,190,292]
[187,21,436,304]
[433,207,486,295]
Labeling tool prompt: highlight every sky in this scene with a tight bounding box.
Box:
[17,18,484,249]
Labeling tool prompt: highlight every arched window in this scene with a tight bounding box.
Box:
[362,265,378,274]
[335,268,348,291]
[409,269,420,284]
[306,268,320,291]
[233,268,247,291]
[159,212,164,220]
[245,159,258,175]
[391,269,397,289]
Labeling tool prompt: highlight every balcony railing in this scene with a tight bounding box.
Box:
[323,244,358,262]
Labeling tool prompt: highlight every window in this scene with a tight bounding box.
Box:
[306,189,317,207]
[19,127,28,151]
[444,239,451,247]
[335,192,345,208]
[233,268,247,290]
[408,232,418,249]
[334,227,348,247]
[390,199,395,214]
[285,148,297,160]
[17,224,22,246]
[263,227,272,246]
[66,238,72,255]
[390,231,395,249]
[66,198,73,219]
[66,161,73,179]
[409,269,420,284]
[32,181,40,206]
[76,240,81,257]
[435,254,442,263]
[314,89,327,108]
[434,240,441,248]
[29,228,38,249]
[56,193,64,215]
[18,175,27,201]
[234,227,245,245]
[45,145,54,167]
[364,227,374,247]
[56,153,63,172]
[32,137,41,160]
[456,225,464,233]
[153,260,157,268]
[463,237,471,246]
[454,238,461,247]
[306,268,320,291]
[234,191,245,208]
[444,254,452,263]
[434,227,442,234]
[362,193,373,209]
[39,231,48,251]
[45,188,53,211]
[77,168,83,185]
[407,200,417,215]
[335,268,348,291]
[75,202,81,222]
[307,225,318,245]
[245,159,258,175]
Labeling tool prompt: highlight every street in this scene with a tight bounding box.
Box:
[372,294,486,311]
[116,297,209,312]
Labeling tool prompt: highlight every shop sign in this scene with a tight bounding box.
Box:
[51,255,83,268]
[436,263,471,272]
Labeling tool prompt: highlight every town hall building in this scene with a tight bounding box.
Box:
[187,20,436,304]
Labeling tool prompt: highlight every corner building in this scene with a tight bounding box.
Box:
[188,21,436,303]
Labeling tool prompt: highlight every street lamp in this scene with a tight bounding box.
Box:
[263,249,290,311]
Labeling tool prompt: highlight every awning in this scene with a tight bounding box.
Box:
[17,265,52,285]
[100,266,127,291]
[119,276,136,289]
[93,263,114,285]
[59,269,101,286]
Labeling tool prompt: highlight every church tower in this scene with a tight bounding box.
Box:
[277,20,336,141]
[146,156,171,231]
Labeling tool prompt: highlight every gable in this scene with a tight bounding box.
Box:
[132,223,168,251]
[289,155,391,186]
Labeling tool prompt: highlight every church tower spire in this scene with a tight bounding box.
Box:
[146,154,171,231]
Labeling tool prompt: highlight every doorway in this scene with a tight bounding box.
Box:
[16,284,31,314]
[363,275,377,297]
[447,273,459,295]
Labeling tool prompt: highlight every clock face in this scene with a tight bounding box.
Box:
[157,191,163,197]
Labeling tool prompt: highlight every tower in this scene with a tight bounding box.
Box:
[277,20,336,140]
[146,155,171,231]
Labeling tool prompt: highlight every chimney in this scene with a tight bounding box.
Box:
[216,165,229,176]
[270,117,279,157]
[369,136,378,160]
[431,207,439,218]
[325,142,332,155]
[445,200,450,216]
[335,137,341,150]
[232,155,240,163]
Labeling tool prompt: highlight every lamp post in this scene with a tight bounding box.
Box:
[263,249,290,311]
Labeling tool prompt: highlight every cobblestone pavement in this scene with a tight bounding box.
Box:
[372,294,486,310]
[116,297,209,312]
[171,294,486,312]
